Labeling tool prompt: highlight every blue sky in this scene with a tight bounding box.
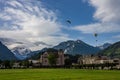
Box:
[41,0,96,25]
[0,0,120,50]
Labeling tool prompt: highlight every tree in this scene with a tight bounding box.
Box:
[0,60,2,68]
[29,61,33,67]
[0,59,2,64]
[9,60,14,68]
[22,60,29,68]
[48,54,57,66]
[64,58,72,67]
[19,61,22,68]
[3,60,11,68]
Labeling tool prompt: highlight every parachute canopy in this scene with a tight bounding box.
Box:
[66,20,71,24]
[94,33,98,37]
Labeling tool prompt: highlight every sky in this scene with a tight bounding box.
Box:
[0,0,120,51]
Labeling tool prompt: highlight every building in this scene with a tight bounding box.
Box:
[78,56,120,65]
[78,55,97,65]
[40,49,64,66]
[28,60,41,67]
[12,63,20,68]
[77,55,120,69]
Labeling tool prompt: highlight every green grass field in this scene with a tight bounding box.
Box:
[0,69,120,80]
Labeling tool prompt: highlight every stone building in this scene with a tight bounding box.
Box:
[78,55,120,65]
[40,49,64,66]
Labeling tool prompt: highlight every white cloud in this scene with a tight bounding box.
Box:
[89,0,120,23]
[0,0,70,51]
[73,23,120,34]
[7,0,23,8]
[73,0,120,34]
[113,35,120,39]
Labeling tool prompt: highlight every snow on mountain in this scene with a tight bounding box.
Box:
[11,46,32,60]
[0,37,50,60]
[53,40,100,55]
[98,43,111,50]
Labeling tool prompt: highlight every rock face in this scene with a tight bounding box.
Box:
[0,42,17,60]
[99,41,120,58]
[53,40,100,55]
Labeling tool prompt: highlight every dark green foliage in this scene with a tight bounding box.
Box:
[0,59,2,64]
[64,58,72,66]
[48,54,57,66]
[22,60,29,68]
[3,60,11,68]
[10,60,15,67]
[19,61,22,67]
[29,61,33,66]
[99,41,120,58]
[65,54,82,63]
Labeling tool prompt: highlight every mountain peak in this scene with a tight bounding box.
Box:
[98,43,111,50]
[76,40,83,43]
[11,46,32,60]
[54,40,100,55]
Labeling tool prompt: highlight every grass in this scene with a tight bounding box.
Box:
[0,69,120,80]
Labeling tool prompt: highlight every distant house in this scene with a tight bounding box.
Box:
[78,55,97,65]
[77,56,120,69]
[28,60,41,67]
[40,49,64,66]
[78,56,120,65]
[12,63,20,68]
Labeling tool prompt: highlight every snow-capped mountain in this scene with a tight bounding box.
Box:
[0,37,49,60]
[98,43,111,50]
[53,40,100,55]
[11,46,32,60]
[0,38,32,60]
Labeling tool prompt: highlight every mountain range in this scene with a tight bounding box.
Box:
[99,41,120,58]
[0,37,51,60]
[0,38,115,60]
[11,46,32,60]
[98,43,111,50]
[53,40,100,55]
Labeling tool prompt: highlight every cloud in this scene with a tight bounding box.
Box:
[73,0,120,34]
[113,35,120,39]
[0,0,70,50]
[89,0,120,23]
[73,23,120,34]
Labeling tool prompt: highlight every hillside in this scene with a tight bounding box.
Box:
[0,42,17,60]
[98,43,111,50]
[99,41,120,58]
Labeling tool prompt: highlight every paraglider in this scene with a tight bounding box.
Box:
[66,19,71,28]
[94,33,98,47]
[66,19,71,24]
[94,33,98,37]
[94,33,98,41]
